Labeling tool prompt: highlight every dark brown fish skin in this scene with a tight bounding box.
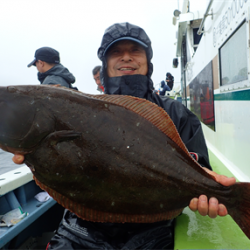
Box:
[0,86,246,224]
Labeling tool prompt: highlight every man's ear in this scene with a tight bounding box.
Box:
[36,60,42,66]
[40,60,45,67]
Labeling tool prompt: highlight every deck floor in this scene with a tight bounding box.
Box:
[174,149,250,249]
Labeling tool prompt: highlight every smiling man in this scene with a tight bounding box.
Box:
[106,40,148,77]
[13,23,235,250]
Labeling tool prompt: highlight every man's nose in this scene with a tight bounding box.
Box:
[121,51,132,61]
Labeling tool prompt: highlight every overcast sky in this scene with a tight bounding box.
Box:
[0,0,206,94]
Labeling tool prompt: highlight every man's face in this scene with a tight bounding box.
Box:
[93,71,101,86]
[35,60,44,73]
[106,40,148,77]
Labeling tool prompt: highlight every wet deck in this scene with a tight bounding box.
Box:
[174,149,250,249]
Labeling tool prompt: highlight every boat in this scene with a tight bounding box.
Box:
[0,150,64,249]
[172,0,250,248]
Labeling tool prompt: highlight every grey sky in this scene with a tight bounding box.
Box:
[0,0,201,94]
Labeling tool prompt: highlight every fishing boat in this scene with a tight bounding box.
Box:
[1,0,250,248]
[172,0,250,248]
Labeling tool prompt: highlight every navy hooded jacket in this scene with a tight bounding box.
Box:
[37,64,77,89]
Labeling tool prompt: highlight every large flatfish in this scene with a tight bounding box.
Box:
[0,85,250,239]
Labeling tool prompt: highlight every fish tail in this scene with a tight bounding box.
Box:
[228,183,250,239]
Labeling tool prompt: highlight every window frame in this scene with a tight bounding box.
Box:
[219,19,250,92]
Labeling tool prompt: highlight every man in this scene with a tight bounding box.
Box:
[13,23,235,249]
[159,80,171,96]
[92,65,104,93]
[166,72,174,90]
[28,47,78,90]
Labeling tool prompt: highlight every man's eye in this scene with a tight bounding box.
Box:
[111,49,120,54]
[132,48,142,53]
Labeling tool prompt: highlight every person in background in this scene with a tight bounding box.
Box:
[28,47,78,90]
[159,80,171,96]
[13,22,236,250]
[152,87,159,95]
[166,72,174,90]
[92,65,104,93]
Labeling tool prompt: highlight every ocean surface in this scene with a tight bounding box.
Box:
[0,149,21,175]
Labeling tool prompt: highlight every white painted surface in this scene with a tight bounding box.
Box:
[184,0,250,87]
[0,165,32,195]
[202,100,250,180]
[176,0,250,180]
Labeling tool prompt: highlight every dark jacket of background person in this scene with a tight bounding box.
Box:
[47,22,211,250]
[159,80,171,95]
[38,64,77,89]
[166,72,174,90]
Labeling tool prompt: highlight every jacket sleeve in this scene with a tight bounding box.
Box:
[152,95,212,170]
[170,101,212,169]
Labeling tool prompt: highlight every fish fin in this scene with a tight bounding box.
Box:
[44,130,82,146]
[34,176,183,223]
[228,182,250,239]
[86,94,190,156]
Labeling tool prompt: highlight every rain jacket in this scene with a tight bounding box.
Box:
[47,22,211,250]
[37,64,77,90]
[166,73,174,90]
[98,23,211,169]
[160,80,171,95]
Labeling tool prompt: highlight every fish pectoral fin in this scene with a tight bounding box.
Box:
[44,130,82,146]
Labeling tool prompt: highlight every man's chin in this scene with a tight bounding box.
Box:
[117,71,138,76]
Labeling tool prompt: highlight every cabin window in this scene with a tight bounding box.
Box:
[193,28,203,52]
[220,22,248,86]
[189,61,215,131]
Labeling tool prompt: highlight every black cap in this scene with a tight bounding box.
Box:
[97,22,154,93]
[102,37,148,57]
[27,47,60,67]
[98,23,153,62]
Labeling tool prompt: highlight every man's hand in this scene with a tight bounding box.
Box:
[189,168,236,218]
[12,154,25,164]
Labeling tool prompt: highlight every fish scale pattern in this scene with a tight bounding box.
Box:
[85,94,194,161]
[32,93,196,223]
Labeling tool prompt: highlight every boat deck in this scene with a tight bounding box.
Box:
[174,148,250,249]
[0,150,64,249]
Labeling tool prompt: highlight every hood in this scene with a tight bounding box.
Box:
[161,81,165,88]
[38,64,76,84]
[166,73,174,81]
[97,22,154,95]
